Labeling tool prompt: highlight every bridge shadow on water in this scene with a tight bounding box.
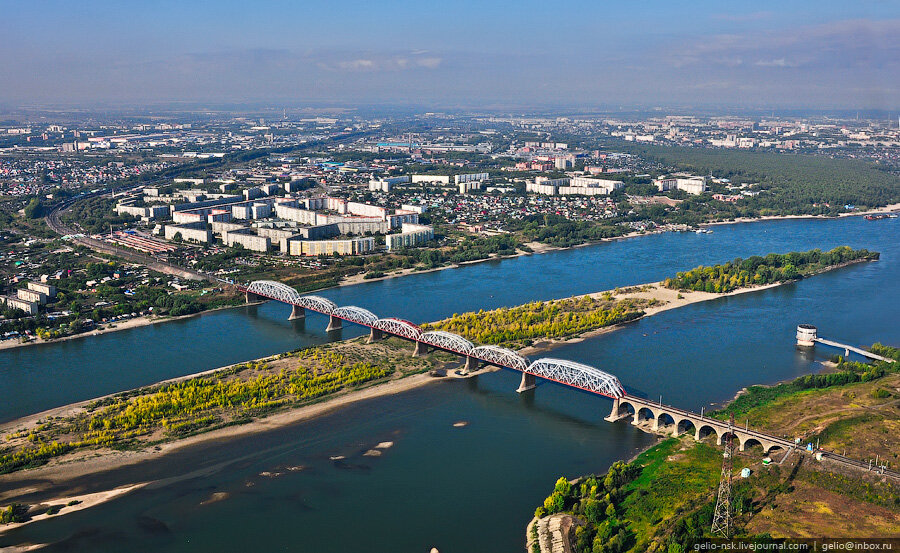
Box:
[456,371,622,432]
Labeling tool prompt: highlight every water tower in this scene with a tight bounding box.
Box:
[796,324,817,347]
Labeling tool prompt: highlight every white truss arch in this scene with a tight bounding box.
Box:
[296,295,337,314]
[374,318,423,340]
[526,358,625,398]
[470,345,529,371]
[246,280,302,305]
[419,330,474,355]
[332,305,378,326]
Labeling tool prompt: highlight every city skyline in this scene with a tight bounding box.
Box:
[2,0,899,110]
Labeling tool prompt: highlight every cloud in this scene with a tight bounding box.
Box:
[317,51,442,72]
[711,11,773,22]
[665,18,900,71]
[754,58,797,67]
[337,59,376,71]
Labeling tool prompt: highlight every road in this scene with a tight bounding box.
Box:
[45,194,216,282]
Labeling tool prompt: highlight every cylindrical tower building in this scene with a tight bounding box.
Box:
[796,324,817,347]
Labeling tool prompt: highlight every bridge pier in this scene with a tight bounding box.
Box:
[516,372,536,393]
[368,327,383,343]
[245,291,257,303]
[605,398,621,422]
[413,341,428,357]
[289,305,305,320]
[464,356,480,372]
[326,314,343,332]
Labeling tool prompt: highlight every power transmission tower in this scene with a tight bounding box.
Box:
[711,413,735,538]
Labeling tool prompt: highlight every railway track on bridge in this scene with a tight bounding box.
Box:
[240,278,900,481]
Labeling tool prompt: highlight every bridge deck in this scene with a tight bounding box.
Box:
[815,338,895,363]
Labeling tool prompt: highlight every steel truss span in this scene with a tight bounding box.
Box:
[244,280,626,399]
[374,318,423,340]
[526,358,626,398]
[297,295,338,314]
[246,280,302,305]
[419,330,474,355]
[332,306,378,326]
[470,345,529,371]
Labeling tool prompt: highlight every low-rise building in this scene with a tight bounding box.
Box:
[255,226,300,252]
[17,288,47,305]
[27,281,56,299]
[1,295,38,315]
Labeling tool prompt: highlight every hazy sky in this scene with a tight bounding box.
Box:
[2,0,899,109]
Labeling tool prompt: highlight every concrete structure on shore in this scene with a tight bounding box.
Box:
[796,324,895,363]
[605,396,785,453]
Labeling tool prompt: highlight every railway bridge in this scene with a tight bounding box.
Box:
[237,280,900,477]
[606,396,788,454]
[239,280,626,398]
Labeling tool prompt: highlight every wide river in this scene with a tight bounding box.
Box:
[1,217,898,552]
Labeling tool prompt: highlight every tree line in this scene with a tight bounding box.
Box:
[426,295,653,348]
[663,247,878,293]
[0,348,390,474]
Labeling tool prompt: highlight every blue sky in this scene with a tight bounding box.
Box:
[2,0,898,109]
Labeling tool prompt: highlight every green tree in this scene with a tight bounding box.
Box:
[24,198,44,219]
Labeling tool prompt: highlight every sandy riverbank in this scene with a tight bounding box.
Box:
[701,203,900,228]
[0,370,444,535]
[0,483,147,538]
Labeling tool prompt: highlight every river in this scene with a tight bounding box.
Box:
[1,216,898,552]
